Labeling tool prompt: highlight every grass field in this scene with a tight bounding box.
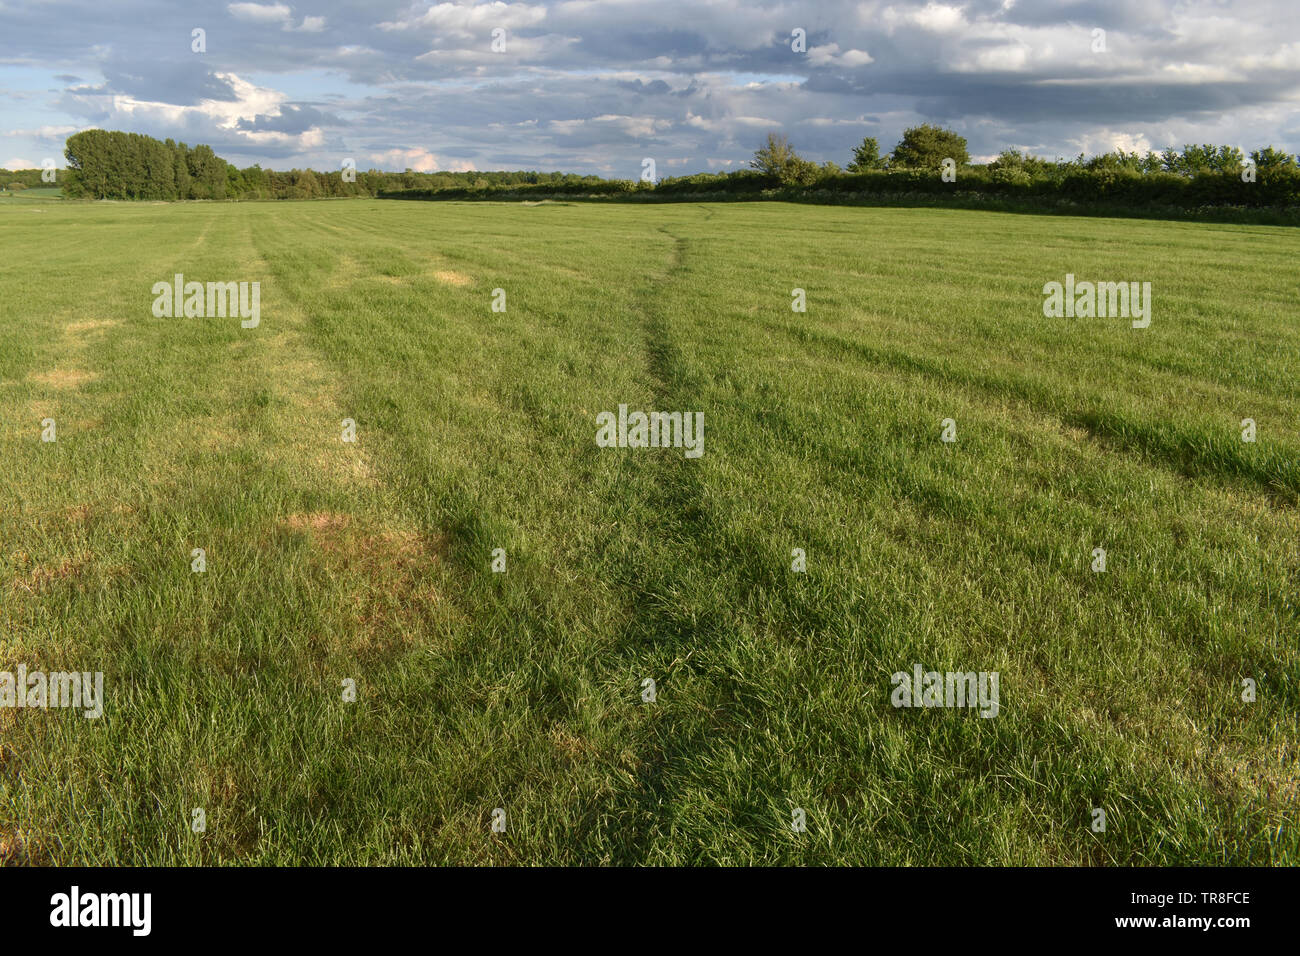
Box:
[0,187,63,202]
[1,198,1296,865]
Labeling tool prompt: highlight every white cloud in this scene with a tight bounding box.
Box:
[808,43,874,68]
[1159,62,1242,83]
[1235,41,1300,71]
[227,2,292,24]
[588,113,671,136]
[1068,128,1154,157]
[913,2,965,32]
[967,44,1030,72]
[884,2,967,35]
[379,2,547,33]
[289,15,326,33]
[3,157,36,169]
[369,147,473,172]
[5,125,83,138]
[229,3,324,32]
[414,33,571,62]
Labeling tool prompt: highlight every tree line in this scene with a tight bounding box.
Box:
[747,125,1299,183]
[55,129,612,201]
[386,125,1300,219]
[0,167,51,190]
[36,126,1300,219]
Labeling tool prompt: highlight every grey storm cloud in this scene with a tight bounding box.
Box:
[100,62,239,106]
[2,0,1298,174]
[234,102,337,134]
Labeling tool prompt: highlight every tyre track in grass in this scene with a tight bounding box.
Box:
[242,203,618,863]
[21,203,447,863]
[3,201,227,645]
[356,207,693,862]
[244,205,457,657]
[564,205,1300,863]
[574,212,851,862]
[101,203,468,864]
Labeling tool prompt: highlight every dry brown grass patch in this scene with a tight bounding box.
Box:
[12,552,93,593]
[64,319,118,336]
[65,503,94,524]
[280,511,454,651]
[29,368,97,389]
[432,269,471,287]
[315,447,377,486]
[284,511,352,538]
[550,726,598,765]
[281,512,448,569]
[0,830,25,866]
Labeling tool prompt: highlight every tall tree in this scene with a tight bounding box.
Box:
[847,136,886,172]
[890,124,970,169]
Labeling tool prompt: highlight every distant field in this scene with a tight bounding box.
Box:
[0,186,63,201]
[1,198,1296,865]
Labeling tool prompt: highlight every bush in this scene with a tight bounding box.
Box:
[991,166,1032,187]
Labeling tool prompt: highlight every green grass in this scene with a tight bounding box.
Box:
[0,186,63,202]
[1,198,1296,865]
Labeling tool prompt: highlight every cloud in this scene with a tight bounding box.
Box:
[228,2,323,33]
[908,2,967,34]
[58,71,325,155]
[1,0,1298,174]
[6,125,84,138]
[1068,128,1155,156]
[808,44,875,68]
[378,2,548,34]
[228,3,292,24]
[368,147,474,172]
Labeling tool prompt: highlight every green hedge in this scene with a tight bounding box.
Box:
[377,179,649,200]
[374,164,1300,220]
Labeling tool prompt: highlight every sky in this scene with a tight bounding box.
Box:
[2,0,1298,176]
